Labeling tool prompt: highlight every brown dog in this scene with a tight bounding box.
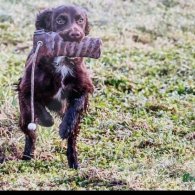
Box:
[17,5,94,169]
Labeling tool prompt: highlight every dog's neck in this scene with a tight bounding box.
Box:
[52,56,84,79]
[53,56,83,67]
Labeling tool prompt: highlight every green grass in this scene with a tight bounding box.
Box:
[0,0,195,190]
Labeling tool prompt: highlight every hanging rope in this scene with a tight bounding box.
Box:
[27,41,43,131]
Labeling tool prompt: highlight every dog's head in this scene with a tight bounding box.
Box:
[35,5,89,42]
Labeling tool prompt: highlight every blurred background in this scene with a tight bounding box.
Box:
[0,0,195,190]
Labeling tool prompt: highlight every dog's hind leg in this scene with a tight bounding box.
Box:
[67,131,79,169]
[59,94,88,169]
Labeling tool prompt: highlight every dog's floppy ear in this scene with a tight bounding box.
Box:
[35,9,53,31]
[85,16,90,35]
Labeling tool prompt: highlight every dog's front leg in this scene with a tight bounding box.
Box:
[18,94,37,160]
[59,94,88,169]
[23,132,37,160]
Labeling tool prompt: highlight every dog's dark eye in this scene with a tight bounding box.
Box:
[77,18,84,24]
[56,17,66,25]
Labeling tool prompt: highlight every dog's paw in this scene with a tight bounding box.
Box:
[67,148,79,169]
[69,161,79,170]
[59,122,71,139]
[22,154,33,160]
[37,117,54,127]
[36,108,54,127]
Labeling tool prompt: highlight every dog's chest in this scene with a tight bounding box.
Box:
[52,56,73,102]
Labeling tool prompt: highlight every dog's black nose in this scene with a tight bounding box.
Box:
[69,31,82,41]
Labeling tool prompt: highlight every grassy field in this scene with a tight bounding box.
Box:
[0,0,195,190]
